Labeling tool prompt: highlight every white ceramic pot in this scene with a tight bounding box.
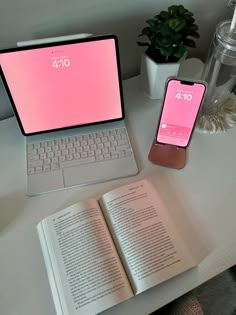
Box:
[140,53,181,99]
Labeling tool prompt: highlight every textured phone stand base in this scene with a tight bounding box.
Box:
[148,142,187,169]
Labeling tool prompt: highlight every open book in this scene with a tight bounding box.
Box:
[37,179,206,315]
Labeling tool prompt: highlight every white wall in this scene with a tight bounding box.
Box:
[0,0,231,119]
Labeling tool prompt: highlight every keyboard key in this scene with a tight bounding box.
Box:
[96,155,104,161]
[82,134,89,140]
[59,156,66,162]
[40,142,47,147]
[69,148,76,154]
[76,135,83,141]
[52,157,59,163]
[116,128,126,134]
[111,153,118,159]
[39,153,47,160]
[34,143,40,149]
[27,160,43,167]
[90,144,97,150]
[81,152,88,158]
[76,147,83,153]
[95,138,101,144]
[109,147,116,153]
[51,163,59,170]
[52,139,59,145]
[83,145,90,152]
[88,151,95,157]
[27,144,34,150]
[74,153,80,159]
[88,139,94,145]
[118,152,125,158]
[102,136,108,142]
[81,140,87,146]
[38,147,45,154]
[125,151,132,156]
[62,149,69,155]
[28,161,36,168]
[118,139,129,145]
[111,140,118,146]
[116,144,130,152]
[52,145,59,151]
[104,153,111,160]
[60,144,66,150]
[67,143,73,149]
[35,160,43,166]
[90,133,97,139]
[47,152,54,158]
[36,166,43,173]
[28,167,35,175]
[44,158,51,165]
[55,151,61,157]
[28,154,39,161]
[43,165,51,172]
[69,136,75,142]
[74,141,81,147]
[27,148,37,155]
[102,148,109,154]
[95,149,102,155]
[104,142,111,148]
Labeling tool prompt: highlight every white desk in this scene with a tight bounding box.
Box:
[0,76,236,315]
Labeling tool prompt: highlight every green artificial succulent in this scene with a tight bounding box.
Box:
[137,5,200,63]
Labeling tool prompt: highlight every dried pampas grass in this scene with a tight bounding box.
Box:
[196,94,236,133]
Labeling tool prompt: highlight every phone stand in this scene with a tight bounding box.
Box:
[148,142,187,169]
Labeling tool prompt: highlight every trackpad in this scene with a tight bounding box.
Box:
[63,158,138,187]
[63,163,109,187]
[27,170,64,195]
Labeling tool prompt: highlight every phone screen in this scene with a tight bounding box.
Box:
[156,78,206,147]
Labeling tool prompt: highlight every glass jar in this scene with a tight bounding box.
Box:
[197,20,236,133]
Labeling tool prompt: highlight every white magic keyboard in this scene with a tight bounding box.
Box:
[27,127,133,175]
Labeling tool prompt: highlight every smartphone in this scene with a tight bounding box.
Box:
[155,77,207,148]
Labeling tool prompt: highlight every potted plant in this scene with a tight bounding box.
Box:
[138,5,200,99]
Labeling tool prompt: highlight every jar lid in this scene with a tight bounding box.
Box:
[216,20,236,51]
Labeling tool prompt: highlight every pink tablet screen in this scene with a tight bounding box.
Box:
[0,38,123,134]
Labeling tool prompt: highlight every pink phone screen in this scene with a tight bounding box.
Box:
[0,39,122,134]
[156,79,205,147]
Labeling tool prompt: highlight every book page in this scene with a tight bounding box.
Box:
[38,199,133,315]
[100,179,196,294]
